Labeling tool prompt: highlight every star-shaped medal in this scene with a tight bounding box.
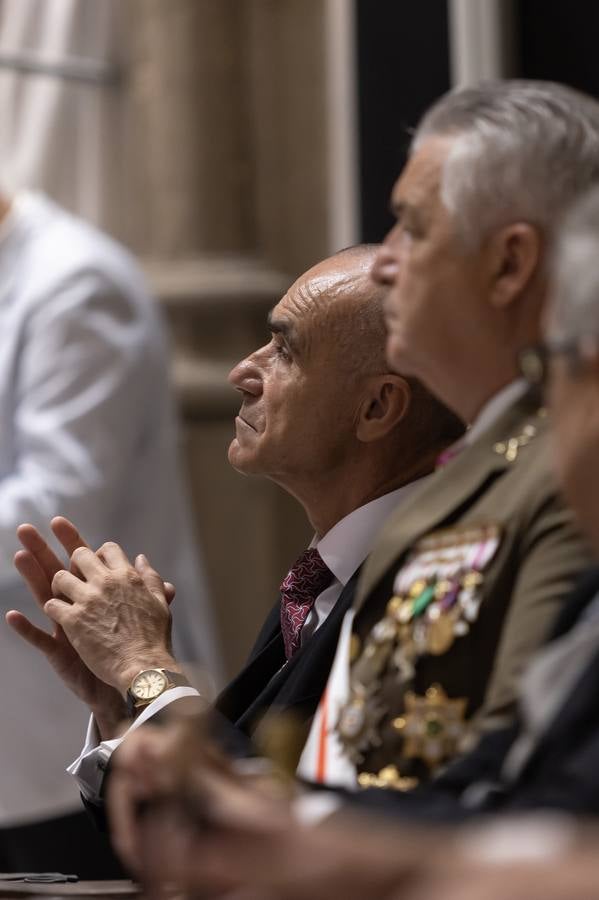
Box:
[392,684,467,769]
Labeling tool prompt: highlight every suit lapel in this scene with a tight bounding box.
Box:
[269,570,359,708]
[353,391,545,616]
[245,601,282,665]
[235,572,359,728]
[215,602,285,721]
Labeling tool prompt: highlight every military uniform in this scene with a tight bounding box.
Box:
[302,389,591,791]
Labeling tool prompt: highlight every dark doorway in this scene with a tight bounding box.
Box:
[355,0,451,242]
[516,0,599,98]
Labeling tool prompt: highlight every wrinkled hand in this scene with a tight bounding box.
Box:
[108,719,599,900]
[107,717,230,876]
[7,517,177,736]
[6,517,128,733]
[43,537,177,693]
[108,718,300,895]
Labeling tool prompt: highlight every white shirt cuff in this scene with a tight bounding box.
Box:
[456,812,577,865]
[293,790,343,826]
[67,686,202,803]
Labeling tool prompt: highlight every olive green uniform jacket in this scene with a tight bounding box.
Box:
[337,391,591,788]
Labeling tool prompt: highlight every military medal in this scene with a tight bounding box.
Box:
[494,420,540,463]
[337,523,502,770]
[336,686,386,764]
[338,695,366,740]
[392,684,468,769]
[411,579,437,618]
[386,595,403,617]
[427,614,454,655]
[390,524,501,658]
[349,633,361,662]
[371,616,397,644]
[357,765,418,792]
[392,644,416,683]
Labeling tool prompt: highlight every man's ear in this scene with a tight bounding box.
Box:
[487,223,543,309]
[356,375,411,443]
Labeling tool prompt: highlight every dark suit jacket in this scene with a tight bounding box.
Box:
[344,566,599,823]
[211,571,360,758]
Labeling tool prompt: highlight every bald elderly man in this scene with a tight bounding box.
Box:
[105,180,599,900]
[97,81,599,886]
[8,244,464,805]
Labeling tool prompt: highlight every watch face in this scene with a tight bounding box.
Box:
[132,669,168,701]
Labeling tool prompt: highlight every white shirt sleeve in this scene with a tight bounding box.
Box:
[293,790,343,825]
[455,813,576,864]
[67,686,202,802]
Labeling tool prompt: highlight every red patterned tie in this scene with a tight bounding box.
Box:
[280,548,333,659]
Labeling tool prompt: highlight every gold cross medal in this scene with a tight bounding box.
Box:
[392,684,468,769]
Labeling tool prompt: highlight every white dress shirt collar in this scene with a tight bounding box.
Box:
[310,477,429,587]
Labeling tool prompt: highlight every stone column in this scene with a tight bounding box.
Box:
[124,0,254,257]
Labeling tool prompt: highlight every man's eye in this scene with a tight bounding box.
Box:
[269,335,291,361]
[402,219,420,237]
[275,342,291,360]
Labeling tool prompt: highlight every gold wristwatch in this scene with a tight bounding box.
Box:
[126,668,189,717]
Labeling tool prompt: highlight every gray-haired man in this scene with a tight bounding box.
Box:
[298,79,598,789]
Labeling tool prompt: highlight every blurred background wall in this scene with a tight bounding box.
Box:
[0,0,594,678]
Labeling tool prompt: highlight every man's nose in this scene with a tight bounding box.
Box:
[228,356,263,397]
[371,242,399,287]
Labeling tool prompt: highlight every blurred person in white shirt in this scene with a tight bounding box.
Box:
[0,190,219,875]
